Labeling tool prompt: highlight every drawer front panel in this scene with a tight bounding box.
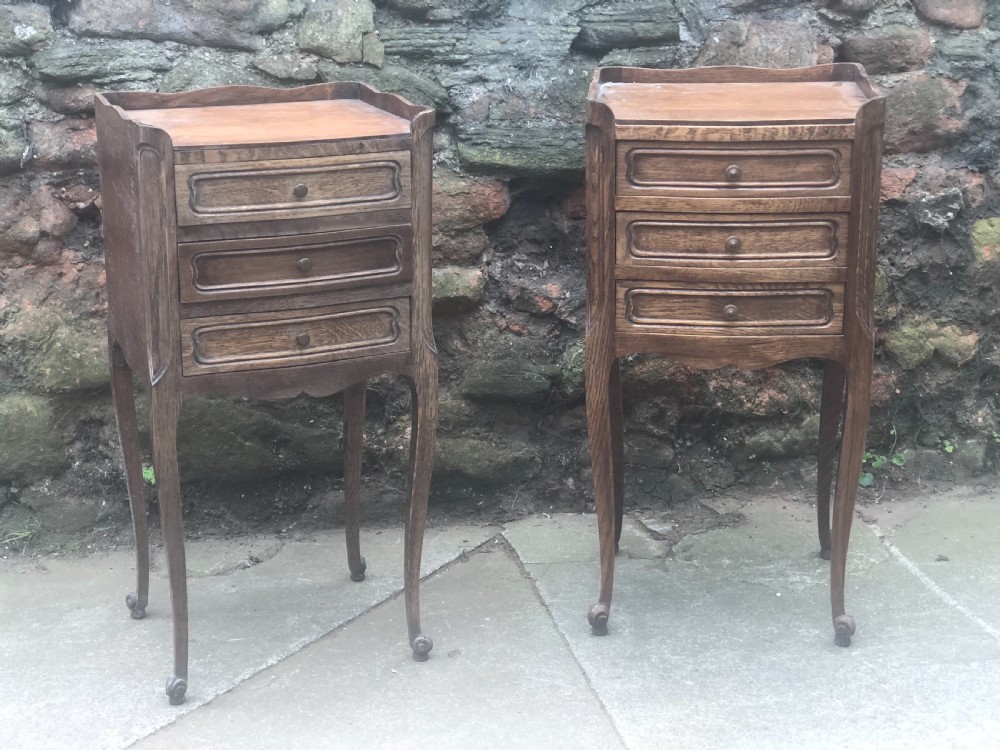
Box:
[616,212,848,267]
[175,151,411,226]
[181,298,410,375]
[178,226,412,303]
[617,142,851,197]
[617,282,843,336]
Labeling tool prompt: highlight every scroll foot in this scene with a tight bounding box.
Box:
[166,675,187,706]
[834,614,856,648]
[588,603,610,636]
[350,556,367,583]
[125,592,146,620]
[410,633,433,662]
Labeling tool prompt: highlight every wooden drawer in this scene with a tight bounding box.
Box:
[616,282,843,336]
[178,225,412,303]
[616,141,851,198]
[616,212,847,268]
[181,298,410,375]
[174,151,411,226]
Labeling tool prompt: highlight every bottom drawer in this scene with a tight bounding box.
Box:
[181,298,410,375]
[617,282,843,336]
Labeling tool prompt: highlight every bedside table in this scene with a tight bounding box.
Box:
[583,65,884,647]
[96,83,438,704]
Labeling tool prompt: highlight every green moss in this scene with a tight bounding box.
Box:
[0,394,66,482]
[432,266,485,313]
[971,218,1000,263]
[886,317,979,369]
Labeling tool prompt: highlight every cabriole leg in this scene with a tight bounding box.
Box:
[817,360,846,561]
[404,366,437,661]
[343,382,367,583]
[109,340,149,620]
[829,356,873,648]
[150,382,188,704]
[610,359,625,553]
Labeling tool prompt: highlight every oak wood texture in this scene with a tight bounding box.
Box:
[177,225,412,303]
[97,82,438,704]
[585,64,884,648]
[174,151,411,226]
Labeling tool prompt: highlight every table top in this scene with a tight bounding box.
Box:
[127,98,412,147]
[595,81,869,125]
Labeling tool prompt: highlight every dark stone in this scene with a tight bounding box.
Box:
[0,63,30,106]
[695,19,824,68]
[912,188,964,232]
[34,84,102,115]
[625,434,676,470]
[0,394,67,482]
[461,359,558,405]
[574,1,681,54]
[20,479,117,535]
[824,0,878,14]
[433,436,542,491]
[884,74,966,154]
[0,115,29,175]
[318,61,448,110]
[456,122,584,177]
[160,56,270,93]
[0,3,52,57]
[840,25,933,74]
[31,39,172,84]
[68,0,301,51]
[379,0,508,21]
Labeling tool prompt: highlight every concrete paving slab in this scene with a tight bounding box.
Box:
[132,540,626,750]
[506,504,1000,750]
[866,487,1000,631]
[0,524,496,750]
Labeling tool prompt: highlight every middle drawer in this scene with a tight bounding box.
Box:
[616,212,848,268]
[178,225,412,303]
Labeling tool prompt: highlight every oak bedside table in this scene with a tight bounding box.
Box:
[96,83,437,704]
[583,65,884,647]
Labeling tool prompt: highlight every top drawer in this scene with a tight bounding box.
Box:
[174,150,411,226]
[616,141,851,198]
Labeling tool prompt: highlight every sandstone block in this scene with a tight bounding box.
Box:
[28,118,97,170]
[913,0,985,29]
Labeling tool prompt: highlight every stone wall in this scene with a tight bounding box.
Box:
[0,0,998,537]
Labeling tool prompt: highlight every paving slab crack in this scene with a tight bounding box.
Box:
[862,514,1000,643]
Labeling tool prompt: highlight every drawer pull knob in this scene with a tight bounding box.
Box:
[723,304,739,321]
[293,183,309,198]
[725,165,742,182]
[725,236,742,252]
[297,257,314,272]
[296,333,311,347]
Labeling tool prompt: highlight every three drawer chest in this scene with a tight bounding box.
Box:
[96,83,438,704]
[583,65,885,647]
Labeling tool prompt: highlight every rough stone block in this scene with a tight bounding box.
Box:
[67,0,301,51]
[28,118,97,170]
[252,53,319,82]
[160,56,269,93]
[461,359,558,405]
[913,0,985,29]
[911,188,963,232]
[432,266,485,313]
[574,1,680,54]
[31,39,172,83]
[297,0,375,63]
[695,19,825,68]
[841,25,933,74]
[457,122,584,177]
[884,74,965,153]
[0,3,52,57]
[318,61,448,110]
[433,436,543,490]
[971,218,1000,264]
[0,394,66,482]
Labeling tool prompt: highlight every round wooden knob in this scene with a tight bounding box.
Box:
[296,333,311,347]
[725,165,742,182]
[297,257,313,272]
[293,183,309,198]
[725,235,742,252]
[723,304,739,321]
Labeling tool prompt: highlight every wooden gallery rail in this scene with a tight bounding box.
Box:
[583,64,885,647]
[96,83,438,704]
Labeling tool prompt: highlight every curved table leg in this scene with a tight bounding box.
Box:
[109,340,149,621]
[150,381,188,704]
[829,354,872,648]
[404,362,437,661]
[343,382,367,583]
[817,360,846,561]
[610,359,625,553]
[587,341,618,635]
